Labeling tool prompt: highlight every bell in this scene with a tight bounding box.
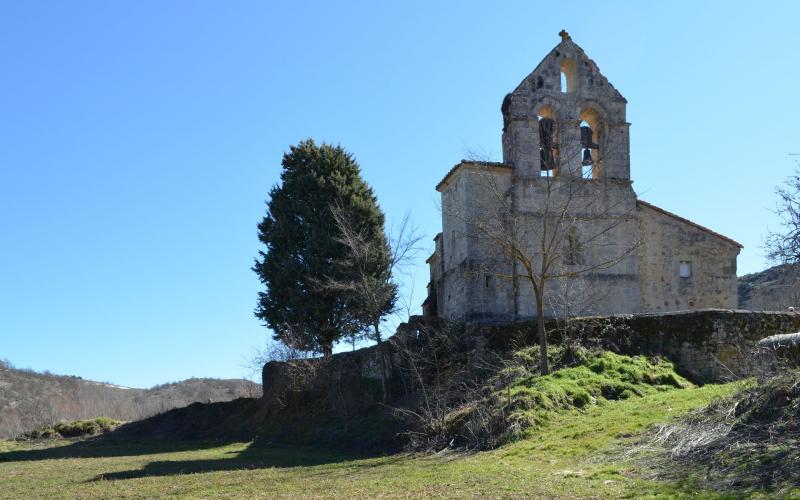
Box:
[580,126,599,149]
[539,118,555,149]
[540,149,554,171]
[582,148,593,166]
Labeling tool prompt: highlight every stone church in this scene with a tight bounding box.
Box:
[423,32,742,323]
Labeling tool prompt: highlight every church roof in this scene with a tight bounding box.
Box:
[637,200,743,248]
[435,161,512,192]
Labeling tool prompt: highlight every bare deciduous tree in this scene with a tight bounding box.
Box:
[765,164,800,264]
[325,205,423,402]
[246,337,311,379]
[452,119,641,374]
[389,321,509,450]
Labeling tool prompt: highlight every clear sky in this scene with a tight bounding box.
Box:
[2,1,798,388]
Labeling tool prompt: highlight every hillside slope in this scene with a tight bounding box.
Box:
[0,380,740,498]
[639,370,800,494]
[738,263,800,310]
[0,360,261,439]
[102,349,695,453]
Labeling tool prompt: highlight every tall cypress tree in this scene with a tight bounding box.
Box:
[253,139,390,356]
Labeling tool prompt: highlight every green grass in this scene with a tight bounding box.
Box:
[0,382,740,498]
[504,352,690,430]
[445,350,695,447]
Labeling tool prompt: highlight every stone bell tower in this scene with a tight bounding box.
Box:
[424,31,742,324]
[501,30,631,182]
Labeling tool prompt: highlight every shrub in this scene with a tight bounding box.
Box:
[16,418,121,440]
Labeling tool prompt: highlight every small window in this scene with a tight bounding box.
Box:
[679,261,692,278]
[566,227,583,265]
[485,275,491,288]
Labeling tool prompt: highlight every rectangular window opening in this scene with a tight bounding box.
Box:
[679,261,692,279]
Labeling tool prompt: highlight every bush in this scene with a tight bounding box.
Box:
[16,418,121,440]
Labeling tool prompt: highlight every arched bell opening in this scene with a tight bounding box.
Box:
[579,108,602,179]
[537,106,559,177]
[560,59,577,94]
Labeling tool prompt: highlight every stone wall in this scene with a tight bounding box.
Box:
[263,311,800,406]
[437,167,478,320]
[483,309,800,382]
[638,202,740,312]
[261,343,390,405]
[260,318,432,404]
[757,332,800,368]
[429,160,741,323]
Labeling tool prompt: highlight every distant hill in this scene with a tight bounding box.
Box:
[0,360,261,439]
[738,263,800,311]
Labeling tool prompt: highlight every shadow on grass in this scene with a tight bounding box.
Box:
[0,437,237,462]
[1,436,392,480]
[0,398,269,463]
[91,442,397,481]
[1,397,400,479]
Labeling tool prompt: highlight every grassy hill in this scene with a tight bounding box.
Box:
[3,351,799,497]
[3,341,798,496]
[0,359,261,439]
[0,380,743,498]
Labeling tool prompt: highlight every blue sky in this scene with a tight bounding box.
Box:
[1,1,798,388]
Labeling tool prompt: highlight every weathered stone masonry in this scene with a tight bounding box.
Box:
[263,310,800,400]
[423,32,742,323]
[482,310,800,382]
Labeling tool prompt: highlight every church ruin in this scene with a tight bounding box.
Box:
[423,31,742,323]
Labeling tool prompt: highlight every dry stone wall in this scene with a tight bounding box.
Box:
[262,311,800,406]
[483,309,800,382]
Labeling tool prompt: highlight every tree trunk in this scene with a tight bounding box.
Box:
[375,322,387,404]
[536,294,550,375]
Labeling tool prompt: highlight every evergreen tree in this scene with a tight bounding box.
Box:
[253,140,390,356]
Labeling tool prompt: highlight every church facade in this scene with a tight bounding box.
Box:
[423,32,742,323]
